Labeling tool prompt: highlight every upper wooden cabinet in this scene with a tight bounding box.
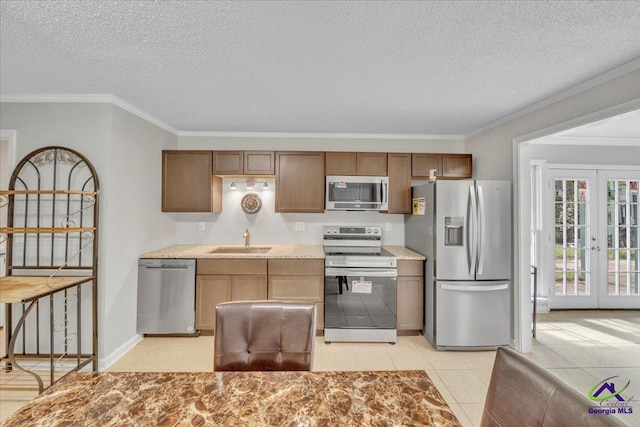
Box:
[162,150,221,212]
[412,153,472,179]
[213,151,274,175]
[442,154,473,178]
[386,153,412,214]
[325,152,387,176]
[213,151,243,174]
[275,151,325,213]
[356,152,387,176]
[245,151,275,175]
[412,153,442,178]
[325,152,356,175]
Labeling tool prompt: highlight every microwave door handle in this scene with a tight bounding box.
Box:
[383,181,388,206]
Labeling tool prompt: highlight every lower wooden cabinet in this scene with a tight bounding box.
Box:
[194,257,424,332]
[195,259,268,331]
[267,259,325,331]
[396,260,424,330]
[196,275,230,330]
[195,258,324,332]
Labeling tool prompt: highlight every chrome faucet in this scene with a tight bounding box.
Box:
[242,229,250,247]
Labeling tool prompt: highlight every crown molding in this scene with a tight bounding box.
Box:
[513,98,640,144]
[3,54,638,142]
[0,94,461,140]
[466,57,640,139]
[110,96,177,135]
[176,131,464,140]
[532,135,640,146]
[0,94,178,135]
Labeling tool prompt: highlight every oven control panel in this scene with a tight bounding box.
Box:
[323,226,382,236]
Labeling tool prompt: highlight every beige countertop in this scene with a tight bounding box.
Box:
[140,244,425,261]
[140,244,325,259]
[384,245,426,260]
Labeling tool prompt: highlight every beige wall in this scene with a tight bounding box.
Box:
[466,69,640,180]
[174,135,465,246]
[178,135,464,153]
[465,69,640,352]
[0,102,178,367]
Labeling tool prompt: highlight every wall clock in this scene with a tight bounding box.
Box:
[241,193,262,214]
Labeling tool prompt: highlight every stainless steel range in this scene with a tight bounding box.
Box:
[323,226,397,343]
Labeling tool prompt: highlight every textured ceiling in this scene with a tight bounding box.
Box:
[1,1,639,136]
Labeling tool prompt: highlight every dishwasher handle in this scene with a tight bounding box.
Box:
[138,259,196,270]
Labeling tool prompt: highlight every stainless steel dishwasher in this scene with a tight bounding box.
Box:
[137,259,197,335]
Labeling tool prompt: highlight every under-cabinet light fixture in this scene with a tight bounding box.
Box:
[228,179,270,190]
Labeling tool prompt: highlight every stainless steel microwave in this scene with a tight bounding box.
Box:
[325,176,389,211]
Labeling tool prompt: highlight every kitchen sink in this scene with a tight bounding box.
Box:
[208,247,272,254]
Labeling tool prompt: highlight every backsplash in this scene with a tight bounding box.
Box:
[174,178,405,245]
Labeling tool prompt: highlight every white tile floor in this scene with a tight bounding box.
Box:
[1,310,638,426]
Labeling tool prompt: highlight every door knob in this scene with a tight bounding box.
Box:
[590,246,601,251]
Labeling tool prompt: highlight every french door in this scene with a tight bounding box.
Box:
[548,168,640,309]
[598,171,640,308]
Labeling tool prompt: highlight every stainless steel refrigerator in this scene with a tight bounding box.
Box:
[405,180,511,350]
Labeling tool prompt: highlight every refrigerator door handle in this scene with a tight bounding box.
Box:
[468,185,478,275]
[441,284,508,292]
[477,184,486,275]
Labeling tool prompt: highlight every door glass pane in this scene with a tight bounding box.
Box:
[554,178,591,296]
[607,179,640,296]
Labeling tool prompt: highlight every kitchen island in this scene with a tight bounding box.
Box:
[3,370,460,426]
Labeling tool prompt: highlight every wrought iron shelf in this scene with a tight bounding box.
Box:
[1,146,100,395]
[0,190,98,196]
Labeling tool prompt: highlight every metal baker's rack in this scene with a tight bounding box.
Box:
[0,146,99,393]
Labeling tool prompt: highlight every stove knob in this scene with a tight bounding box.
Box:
[374,228,379,234]
[366,229,371,234]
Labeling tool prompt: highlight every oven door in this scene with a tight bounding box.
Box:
[324,268,397,330]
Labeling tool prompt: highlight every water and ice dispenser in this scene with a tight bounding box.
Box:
[444,217,463,246]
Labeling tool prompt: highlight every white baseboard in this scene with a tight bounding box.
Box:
[535,297,550,313]
[99,334,143,371]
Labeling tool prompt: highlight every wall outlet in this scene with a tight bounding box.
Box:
[198,222,205,231]
[294,222,305,231]
[385,222,392,231]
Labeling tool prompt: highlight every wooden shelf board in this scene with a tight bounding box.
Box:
[0,275,96,303]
